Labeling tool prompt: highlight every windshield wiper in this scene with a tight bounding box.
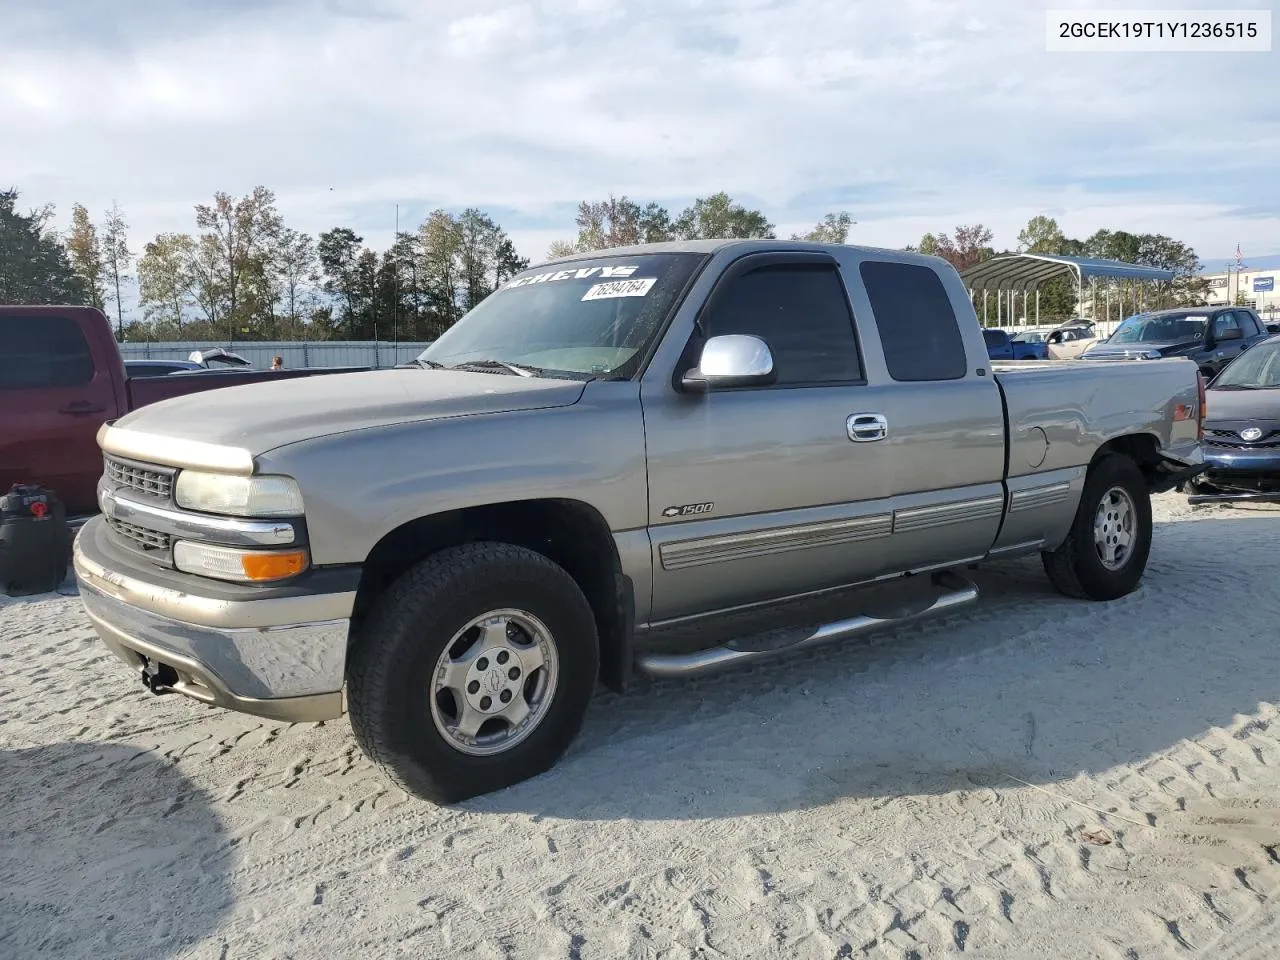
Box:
[450,359,542,377]
[413,358,446,369]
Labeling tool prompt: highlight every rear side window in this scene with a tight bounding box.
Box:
[859,261,967,381]
[701,262,861,385]
[0,315,95,389]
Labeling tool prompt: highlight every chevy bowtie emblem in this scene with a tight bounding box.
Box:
[1240,427,1263,442]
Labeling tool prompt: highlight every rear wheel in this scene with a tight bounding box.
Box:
[346,542,599,804]
[1042,454,1152,600]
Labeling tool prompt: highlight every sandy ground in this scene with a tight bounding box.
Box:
[2,492,1280,960]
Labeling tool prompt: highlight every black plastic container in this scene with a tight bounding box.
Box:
[0,484,69,596]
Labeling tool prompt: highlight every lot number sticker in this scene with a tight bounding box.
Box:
[581,278,657,301]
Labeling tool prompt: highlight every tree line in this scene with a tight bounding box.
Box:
[1,184,1211,340]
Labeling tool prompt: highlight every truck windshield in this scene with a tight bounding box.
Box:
[1109,312,1207,344]
[416,252,705,379]
[1212,340,1280,390]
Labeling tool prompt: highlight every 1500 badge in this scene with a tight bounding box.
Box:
[662,502,714,518]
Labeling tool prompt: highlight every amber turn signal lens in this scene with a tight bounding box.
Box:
[240,550,308,581]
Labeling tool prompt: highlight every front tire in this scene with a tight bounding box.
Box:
[346,542,599,804]
[1042,454,1153,601]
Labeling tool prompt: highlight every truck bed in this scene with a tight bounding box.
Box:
[993,356,1203,482]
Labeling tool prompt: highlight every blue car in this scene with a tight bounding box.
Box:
[982,328,1047,361]
[1184,334,1280,504]
[1008,330,1049,360]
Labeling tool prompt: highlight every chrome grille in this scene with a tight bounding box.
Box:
[105,516,172,553]
[105,457,174,500]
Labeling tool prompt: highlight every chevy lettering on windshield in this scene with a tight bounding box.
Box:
[506,265,639,289]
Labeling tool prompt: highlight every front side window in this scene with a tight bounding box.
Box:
[0,315,95,389]
[418,253,704,379]
[1213,312,1243,340]
[699,262,861,385]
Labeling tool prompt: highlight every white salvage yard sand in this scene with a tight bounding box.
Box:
[2,493,1280,960]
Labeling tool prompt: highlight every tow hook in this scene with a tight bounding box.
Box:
[139,656,179,695]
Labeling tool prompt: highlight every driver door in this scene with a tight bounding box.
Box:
[639,252,891,622]
[1205,312,1247,375]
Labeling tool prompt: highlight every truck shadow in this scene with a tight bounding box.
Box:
[475,514,1280,820]
[0,741,231,960]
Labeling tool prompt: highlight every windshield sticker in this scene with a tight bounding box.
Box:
[506,264,638,289]
[581,278,657,301]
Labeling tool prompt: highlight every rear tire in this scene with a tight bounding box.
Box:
[1042,454,1152,601]
[346,542,599,804]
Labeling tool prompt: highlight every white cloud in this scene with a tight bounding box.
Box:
[1,0,1276,270]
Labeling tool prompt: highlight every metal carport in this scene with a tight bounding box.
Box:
[960,254,1176,327]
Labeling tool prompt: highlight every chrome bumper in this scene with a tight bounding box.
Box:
[73,533,352,723]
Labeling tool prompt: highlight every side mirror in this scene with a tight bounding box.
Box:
[680,334,776,392]
[1267,323,1280,334]
[1216,326,1243,342]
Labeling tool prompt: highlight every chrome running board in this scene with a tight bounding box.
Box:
[635,570,979,679]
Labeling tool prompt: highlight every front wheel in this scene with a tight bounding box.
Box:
[1042,454,1153,601]
[346,542,599,804]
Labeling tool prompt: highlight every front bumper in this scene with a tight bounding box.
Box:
[73,516,356,722]
[1186,447,1280,504]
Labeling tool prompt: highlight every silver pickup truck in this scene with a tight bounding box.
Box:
[74,240,1205,803]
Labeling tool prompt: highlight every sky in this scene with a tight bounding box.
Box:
[3,0,1279,270]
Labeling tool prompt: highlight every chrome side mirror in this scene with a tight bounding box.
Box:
[681,334,776,392]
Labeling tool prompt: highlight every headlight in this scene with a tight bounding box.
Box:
[173,541,309,583]
[1145,350,1162,359]
[175,471,304,517]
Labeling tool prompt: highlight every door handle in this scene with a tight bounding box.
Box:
[847,413,888,442]
[59,401,106,415]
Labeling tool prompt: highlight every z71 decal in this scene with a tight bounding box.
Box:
[662,502,714,518]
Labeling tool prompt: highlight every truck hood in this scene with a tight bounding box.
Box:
[1081,340,1194,360]
[109,369,588,465]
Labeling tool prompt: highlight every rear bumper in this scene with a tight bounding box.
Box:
[73,518,354,722]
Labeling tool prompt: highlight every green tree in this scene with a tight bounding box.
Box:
[272,228,318,329]
[494,235,529,283]
[0,189,86,304]
[194,186,282,338]
[1012,215,1077,320]
[417,210,464,330]
[1134,234,1209,306]
[189,234,225,330]
[672,192,774,240]
[137,232,197,335]
[318,227,365,326]
[1016,215,1065,254]
[791,211,854,243]
[66,203,106,311]
[102,201,132,336]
